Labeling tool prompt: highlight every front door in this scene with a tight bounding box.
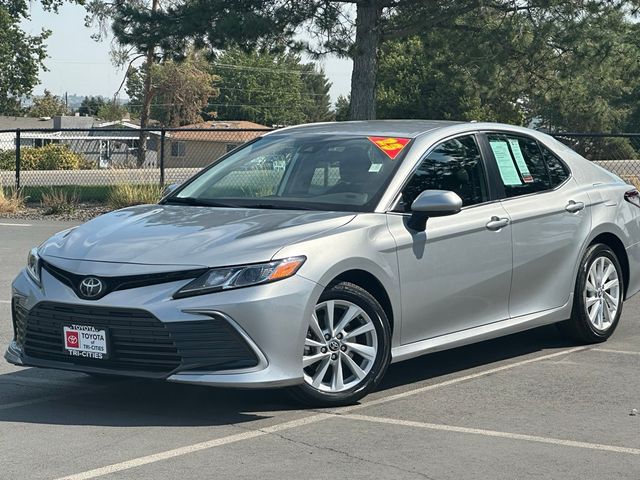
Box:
[387,134,513,345]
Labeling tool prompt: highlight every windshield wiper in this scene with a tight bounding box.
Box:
[163,197,239,208]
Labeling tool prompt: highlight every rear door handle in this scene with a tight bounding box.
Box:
[565,200,585,213]
[486,216,510,231]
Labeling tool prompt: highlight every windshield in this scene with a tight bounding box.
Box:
[168,133,411,212]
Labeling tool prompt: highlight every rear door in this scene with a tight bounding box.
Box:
[481,132,591,318]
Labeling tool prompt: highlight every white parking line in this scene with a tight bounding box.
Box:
[0,222,32,227]
[344,413,640,456]
[55,414,333,480]
[51,345,589,480]
[0,300,10,304]
[336,345,590,413]
[593,348,640,356]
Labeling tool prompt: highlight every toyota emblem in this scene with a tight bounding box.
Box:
[79,277,104,299]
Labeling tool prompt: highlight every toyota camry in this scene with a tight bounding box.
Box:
[6,120,640,406]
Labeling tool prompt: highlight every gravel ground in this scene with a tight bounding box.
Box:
[0,203,110,222]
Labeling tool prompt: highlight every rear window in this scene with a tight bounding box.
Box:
[542,146,570,187]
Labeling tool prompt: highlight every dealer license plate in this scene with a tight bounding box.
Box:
[63,325,109,360]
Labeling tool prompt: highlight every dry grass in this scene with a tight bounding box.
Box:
[40,188,80,215]
[107,184,164,209]
[622,175,640,190]
[0,187,26,214]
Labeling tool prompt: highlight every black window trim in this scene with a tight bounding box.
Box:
[478,130,573,203]
[387,131,500,214]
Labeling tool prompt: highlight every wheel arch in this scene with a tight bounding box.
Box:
[327,269,395,334]
[589,232,630,299]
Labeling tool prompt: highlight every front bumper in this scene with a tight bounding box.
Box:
[6,263,323,388]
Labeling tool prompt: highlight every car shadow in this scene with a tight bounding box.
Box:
[378,323,576,392]
[0,323,576,427]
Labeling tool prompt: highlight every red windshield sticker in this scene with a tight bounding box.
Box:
[368,137,411,159]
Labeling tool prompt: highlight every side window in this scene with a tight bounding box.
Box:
[541,146,570,187]
[487,134,549,197]
[400,135,488,211]
[171,141,186,158]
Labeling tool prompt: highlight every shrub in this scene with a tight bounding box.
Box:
[0,144,88,171]
[0,187,26,213]
[21,144,83,170]
[0,150,15,170]
[40,188,80,215]
[107,184,164,209]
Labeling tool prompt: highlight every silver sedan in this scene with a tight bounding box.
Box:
[6,121,640,406]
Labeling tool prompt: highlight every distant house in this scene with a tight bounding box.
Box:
[165,121,269,168]
[0,115,95,150]
[0,116,161,168]
[0,117,269,170]
[0,116,56,150]
[86,120,161,168]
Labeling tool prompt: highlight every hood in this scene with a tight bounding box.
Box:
[39,205,355,268]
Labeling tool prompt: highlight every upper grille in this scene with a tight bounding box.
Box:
[12,301,259,377]
[41,260,207,300]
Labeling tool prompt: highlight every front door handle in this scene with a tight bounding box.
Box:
[565,200,585,213]
[486,216,510,231]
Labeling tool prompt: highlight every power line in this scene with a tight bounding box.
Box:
[127,102,313,108]
[215,86,329,97]
[211,62,342,76]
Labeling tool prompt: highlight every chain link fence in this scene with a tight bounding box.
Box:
[1,128,639,201]
[0,127,272,200]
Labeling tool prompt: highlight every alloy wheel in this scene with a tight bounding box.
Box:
[584,256,620,332]
[303,299,378,393]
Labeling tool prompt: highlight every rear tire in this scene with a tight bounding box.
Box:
[289,281,391,407]
[559,243,624,343]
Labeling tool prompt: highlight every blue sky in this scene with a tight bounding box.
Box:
[22,2,353,104]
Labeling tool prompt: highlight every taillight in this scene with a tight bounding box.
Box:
[624,189,640,208]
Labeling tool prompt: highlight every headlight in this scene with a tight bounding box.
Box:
[26,248,41,285]
[173,256,306,299]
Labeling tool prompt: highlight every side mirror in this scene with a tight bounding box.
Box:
[162,183,180,198]
[408,190,463,230]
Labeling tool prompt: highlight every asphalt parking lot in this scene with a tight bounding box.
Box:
[1,219,639,479]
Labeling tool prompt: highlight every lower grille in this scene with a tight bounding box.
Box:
[12,301,258,377]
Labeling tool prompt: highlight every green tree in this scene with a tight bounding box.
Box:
[28,90,69,117]
[334,95,350,122]
[376,7,640,134]
[96,100,129,121]
[0,1,83,115]
[103,0,640,121]
[212,48,330,126]
[79,95,106,116]
[299,63,334,123]
[528,11,640,133]
[127,51,218,127]
[0,5,48,114]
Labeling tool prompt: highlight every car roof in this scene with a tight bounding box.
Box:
[268,120,464,138]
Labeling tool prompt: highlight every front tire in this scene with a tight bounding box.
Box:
[290,281,391,407]
[559,243,624,343]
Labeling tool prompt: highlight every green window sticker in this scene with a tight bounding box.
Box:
[490,141,522,186]
[508,139,534,183]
